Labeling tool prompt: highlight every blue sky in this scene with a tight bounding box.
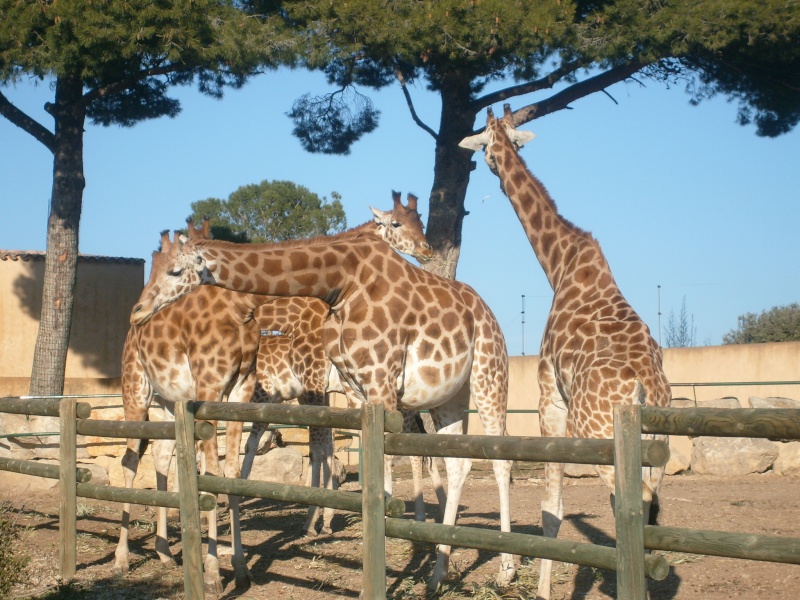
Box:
[2,68,799,356]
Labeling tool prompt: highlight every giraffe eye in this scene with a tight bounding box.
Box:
[168,267,184,277]
[391,221,402,228]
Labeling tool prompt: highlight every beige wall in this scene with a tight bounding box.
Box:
[0,254,144,395]
[453,342,800,439]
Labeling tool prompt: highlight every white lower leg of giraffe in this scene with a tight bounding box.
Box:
[421,417,472,593]
[537,459,565,600]
[428,450,473,593]
[203,502,223,594]
[240,422,276,480]
[320,426,337,533]
[427,457,447,521]
[222,423,253,589]
[492,456,516,586]
[114,442,143,574]
[151,437,178,568]
[409,455,427,521]
[304,425,337,536]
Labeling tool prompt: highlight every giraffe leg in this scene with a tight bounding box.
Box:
[114,438,146,574]
[223,419,253,589]
[316,424,336,535]
[409,455,426,521]
[152,436,179,569]
[298,430,337,537]
[427,457,447,522]
[241,421,274,480]
[195,433,224,594]
[536,377,568,600]
[424,418,473,594]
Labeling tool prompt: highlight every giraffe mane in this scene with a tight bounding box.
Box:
[192,221,381,252]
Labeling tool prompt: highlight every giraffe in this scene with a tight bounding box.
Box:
[113,230,261,592]
[114,193,437,592]
[460,105,671,600]
[129,215,516,592]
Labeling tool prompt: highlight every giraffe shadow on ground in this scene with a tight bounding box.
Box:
[568,512,682,599]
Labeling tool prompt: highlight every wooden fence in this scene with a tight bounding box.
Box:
[2,396,800,599]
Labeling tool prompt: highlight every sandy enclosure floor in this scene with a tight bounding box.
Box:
[4,464,800,599]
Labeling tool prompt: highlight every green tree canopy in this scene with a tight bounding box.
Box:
[722,303,800,344]
[0,1,296,395]
[266,0,800,279]
[190,180,347,243]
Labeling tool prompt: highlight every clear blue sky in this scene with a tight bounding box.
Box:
[2,68,799,356]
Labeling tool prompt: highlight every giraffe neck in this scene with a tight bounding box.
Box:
[196,235,380,307]
[490,135,605,291]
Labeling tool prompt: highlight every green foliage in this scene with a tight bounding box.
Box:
[190,180,347,243]
[723,303,800,344]
[0,0,295,127]
[270,0,800,153]
[0,501,29,599]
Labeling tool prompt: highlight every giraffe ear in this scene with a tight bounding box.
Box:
[459,131,490,152]
[509,129,536,148]
[370,206,392,226]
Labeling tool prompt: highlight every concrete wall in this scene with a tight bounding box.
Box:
[0,252,144,395]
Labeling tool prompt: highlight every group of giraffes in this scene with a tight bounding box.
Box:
[115,105,670,599]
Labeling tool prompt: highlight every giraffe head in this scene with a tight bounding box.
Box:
[458,104,536,174]
[131,233,212,326]
[370,191,434,263]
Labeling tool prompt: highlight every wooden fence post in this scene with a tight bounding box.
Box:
[175,400,205,599]
[58,398,77,583]
[614,403,646,600]
[361,403,386,599]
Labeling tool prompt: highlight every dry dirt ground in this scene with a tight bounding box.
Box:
[3,463,800,599]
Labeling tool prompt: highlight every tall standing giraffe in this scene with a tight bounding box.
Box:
[114,229,262,592]
[114,193,436,592]
[460,105,671,600]
[129,220,516,592]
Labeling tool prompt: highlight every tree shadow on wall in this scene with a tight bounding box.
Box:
[13,267,130,379]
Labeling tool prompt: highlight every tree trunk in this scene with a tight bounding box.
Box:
[28,75,86,398]
[422,77,477,281]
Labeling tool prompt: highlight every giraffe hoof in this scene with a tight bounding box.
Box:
[320,526,333,535]
[204,576,224,595]
[232,554,253,589]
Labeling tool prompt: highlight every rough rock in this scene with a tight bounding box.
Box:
[665,446,691,475]
[691,437,778,475]
[696,397,742,409]
[248,447,304,484]
[747,396,800,409]
[773,442,800,476]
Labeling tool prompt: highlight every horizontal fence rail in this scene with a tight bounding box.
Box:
[384,517,670,580]
[385,432,669,467]
[193,400,403,433]
[641,407,800,439]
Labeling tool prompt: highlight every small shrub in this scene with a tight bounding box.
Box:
[0,500,30,599]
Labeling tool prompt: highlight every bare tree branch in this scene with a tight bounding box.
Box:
[395,67,438,141]
[473,59,584,112]
[0,89,55,152]
[512,61,650,126]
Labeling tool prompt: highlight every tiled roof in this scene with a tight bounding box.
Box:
[0,250,144,264]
